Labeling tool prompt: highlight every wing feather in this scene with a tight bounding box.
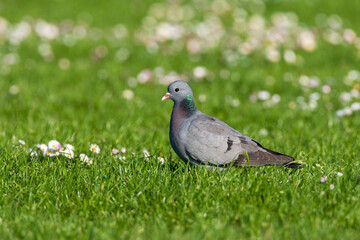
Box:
[183,114,257,165]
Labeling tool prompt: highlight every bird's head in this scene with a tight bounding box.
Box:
[161,80,194,103]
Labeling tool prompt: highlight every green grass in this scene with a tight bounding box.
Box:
[1,0,360,239]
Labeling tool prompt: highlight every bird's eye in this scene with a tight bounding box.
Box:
[175,88,179,92]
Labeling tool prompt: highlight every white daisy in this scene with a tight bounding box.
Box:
[336,172,343,177]
[60,148,74,159]
[63,144,75,151]
[48,140,62,152]
[47,140,62,157]
[158,157,165,164]
[28,148,38,158]
[36,144,48,156]
[89,144,100,154]
[80,153,93,164]
[115,155,126,160]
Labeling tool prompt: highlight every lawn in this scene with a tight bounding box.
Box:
[0,0,360,239]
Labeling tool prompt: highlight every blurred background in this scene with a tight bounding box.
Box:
[1,2,360,238]
[0,0,359,152]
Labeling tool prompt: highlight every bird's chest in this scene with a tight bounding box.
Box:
[169,116,188,160]
[170,121,184,149]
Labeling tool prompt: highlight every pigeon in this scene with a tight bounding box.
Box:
[162,80,300,170]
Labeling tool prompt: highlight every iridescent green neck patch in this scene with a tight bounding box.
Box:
[179,94,196,114]
[186,95,193,102]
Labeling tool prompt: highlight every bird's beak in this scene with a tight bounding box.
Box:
[162,92,171,101]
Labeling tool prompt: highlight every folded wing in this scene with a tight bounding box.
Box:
[183,114,297,168]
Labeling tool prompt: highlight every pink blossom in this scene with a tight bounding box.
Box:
[320,176,328,183]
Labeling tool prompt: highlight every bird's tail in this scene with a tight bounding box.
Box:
[234,140,301,168]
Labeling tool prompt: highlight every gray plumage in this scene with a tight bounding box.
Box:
[162,80,300,169]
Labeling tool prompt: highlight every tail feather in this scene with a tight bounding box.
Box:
[233,140,301,168]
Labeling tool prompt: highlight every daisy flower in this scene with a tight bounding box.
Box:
[90,144,100,154]
[46,149,58,157]
[80,153,93,164]
[336,172,343,177]
[28,148,38,158]
[48,140,62,150]
[143,149,150,159]
[115,155,126,160]
[48,140,62,156]
[48,140,61,152]
[63,144,75,151]
[121,147,126,154]
[320,176,328,183]
[36,144,48,156]
[158,157,165,164]
[60,147,74,159]
[112,148,120,155]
